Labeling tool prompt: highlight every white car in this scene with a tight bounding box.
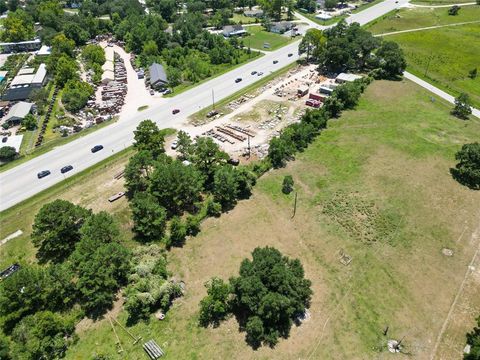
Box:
[171,140,178,150]
[257,72,264,76]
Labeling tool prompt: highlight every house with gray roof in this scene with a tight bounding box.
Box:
[269,21,293,34]
[223,25,247,37]
[3,101,34,125]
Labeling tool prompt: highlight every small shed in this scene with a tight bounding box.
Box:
[335,73,362,83]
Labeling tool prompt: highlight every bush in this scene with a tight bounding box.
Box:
[452,93,472,119]
[168,216,187,247]
[282,175,294,194]
[186,215,201,236]
[0,146,17,162]
[206,198,222,217]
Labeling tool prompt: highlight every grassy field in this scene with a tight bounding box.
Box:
[411,0,474,5]
[387,23,480,108]
[366,6,480,34]
[3,80,480,359]
[244,26,295,51]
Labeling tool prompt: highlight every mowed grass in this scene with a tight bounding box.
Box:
[366,6,480,34]
[411,0,474,5]
[387,23,480,108]
[244,25,295,51]
[54,80,480,359]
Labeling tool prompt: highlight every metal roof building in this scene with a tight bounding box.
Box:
[149,63,168,89]
[4,101,33,123]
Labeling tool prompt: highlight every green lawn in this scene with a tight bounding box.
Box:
[387,23,480,108]
[244,25,295,51]
[166,51,263,97]
[58,79,480,359]
[366,6,480,34]
[231,13,260,24]
[411,0,474,5]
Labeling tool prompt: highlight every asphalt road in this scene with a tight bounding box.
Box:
[0,0,427,211]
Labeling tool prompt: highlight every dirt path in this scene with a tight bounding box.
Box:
[375,20,480,37]
[429,223,480,360]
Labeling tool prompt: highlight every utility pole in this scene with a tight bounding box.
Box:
[291,191,298,219]
[247,134,251,158]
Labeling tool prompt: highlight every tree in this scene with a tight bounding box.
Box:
[452,93,472,119]
[296,0,317,12]
[55,55,79,86]
[0,265,74,333]
[282,175,294,194]
[192,137,229,187]
[213,165,239,209]
[80,211,120,244]
[268,137,293,168]
[133,120,166,159]
[10,311,75,360]
[465,316,480,360]
[0,336,10,360]
[130,192,168,241]
[0,9,34,42]
[124,150,158,196]
[64,22,90,46]
[77,243,131,318]
[149,160,204,215]
[299,28,326,62]
[82,44,106,66]
[448,5,460,15]
[229,247,313,348]
[450,142,480,190]
[333,81,362,109]
[31,200,91,263]
[176,130,194,160]
[21,113,37,130]
[62,80,94,112]
[324,0,338,9]
[375,41,406,79]
[0,146,17,162]
[168,216,187,247]
[198,277,232,327]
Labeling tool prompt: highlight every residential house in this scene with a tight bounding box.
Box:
[223,25,247,37]
[244,9,264,17]
[335,73,362,83]
[269,21,293,34]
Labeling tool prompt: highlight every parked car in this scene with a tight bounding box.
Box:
[235,78,242,83]
[60,165,73,174]
[171,140,178,150]
[228,158,240,166]
[273,60,278,64]
[288,53,293,57]
[251,71,257,75]
[172,109,180,115]
[91,145,104,153]
[257,72,264,76]
[206,110,218,118]
[163,89,172,95]
[37,170,51,179]
[149,89,155,95]
[1,137,7,143]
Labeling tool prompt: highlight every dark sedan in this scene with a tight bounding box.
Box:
[91,145,104,153]
[37,170,51,179]
[60,165,73,174]
[235,78,242,83]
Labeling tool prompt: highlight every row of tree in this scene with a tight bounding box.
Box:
[299,22,407,79]
[125,120,257,246]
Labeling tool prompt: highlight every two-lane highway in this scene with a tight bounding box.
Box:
[0,0,411,211]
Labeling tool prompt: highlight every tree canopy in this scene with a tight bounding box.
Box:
[450,142,480,190]
[198,247,312,348]
[31,200,91,263]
